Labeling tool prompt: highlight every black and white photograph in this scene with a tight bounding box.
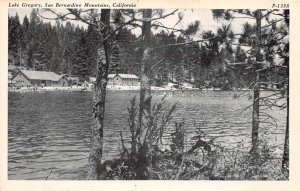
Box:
[6,7,289,181]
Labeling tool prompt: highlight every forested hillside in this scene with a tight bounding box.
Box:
[8,9,288,89]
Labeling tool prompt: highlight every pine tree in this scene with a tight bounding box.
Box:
[72,44,88,80]
[8,14,22,66]
[85,24,100,76]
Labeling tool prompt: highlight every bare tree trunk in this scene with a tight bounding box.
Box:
[282,84,289,172]
[251,78,260,156]
[136,9,152,180]
[87,9,111,180]
[251,10,262,157]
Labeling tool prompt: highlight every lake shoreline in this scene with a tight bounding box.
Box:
[8,85,253,93]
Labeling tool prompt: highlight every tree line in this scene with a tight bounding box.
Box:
[8,9,138,81]
[8,9,288,90]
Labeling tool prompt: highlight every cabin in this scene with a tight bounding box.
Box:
[11,70,69,87]
[64,74,80,85]
[8,64,19,82]
[88,74,139,86]
[108,74,139,86]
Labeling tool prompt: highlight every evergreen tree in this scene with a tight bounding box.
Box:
[8,14,22,66]
[85,24,100,76]
[72,27,89,80]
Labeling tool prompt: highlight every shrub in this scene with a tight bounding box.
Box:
[98,96,287,180]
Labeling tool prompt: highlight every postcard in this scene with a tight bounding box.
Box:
[1,0,300,190]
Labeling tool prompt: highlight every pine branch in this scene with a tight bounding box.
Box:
[125,9,179,23]
[152,22,184,33]
[67,9,100,27]
[150,37,215,51]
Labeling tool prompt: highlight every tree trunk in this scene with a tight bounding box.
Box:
[87,9,111,180]
[251,79,260,157]
[250,10,262,157]
[136,9,152,180]
[282,84,289,172]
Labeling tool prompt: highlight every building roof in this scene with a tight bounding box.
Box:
[66,76,79,81]
[108,74,139,79]
[107,74,116,78]
[118,74,139,79]
[17,70,64,81]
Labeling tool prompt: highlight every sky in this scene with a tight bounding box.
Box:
[8,8,259,37]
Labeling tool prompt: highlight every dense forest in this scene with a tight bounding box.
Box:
[8,9,288,90]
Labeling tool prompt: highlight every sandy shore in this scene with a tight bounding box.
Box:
[107,85,168,91]
[9,85,173,92]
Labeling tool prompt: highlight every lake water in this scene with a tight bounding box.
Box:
[8,90,287,180]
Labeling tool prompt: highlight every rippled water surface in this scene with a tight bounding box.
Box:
[8,91,286,180]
